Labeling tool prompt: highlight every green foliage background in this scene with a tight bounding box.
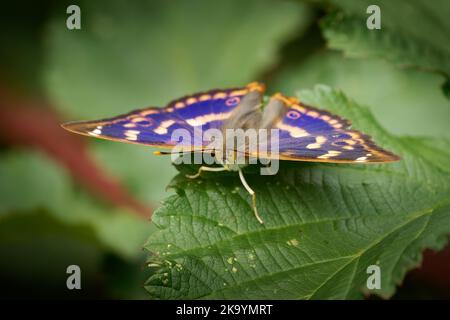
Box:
[0,0,449,299]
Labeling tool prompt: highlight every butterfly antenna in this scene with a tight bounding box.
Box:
[154,151,176,156]
[153,150,196,156]
[238,168,264,224]
[154,149,213,156]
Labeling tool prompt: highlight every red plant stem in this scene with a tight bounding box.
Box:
[0,87,152,219]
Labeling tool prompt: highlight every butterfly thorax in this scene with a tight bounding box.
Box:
[213,89,286,171]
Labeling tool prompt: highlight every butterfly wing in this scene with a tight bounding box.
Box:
[253,94,400,163]
[62,82,265,149]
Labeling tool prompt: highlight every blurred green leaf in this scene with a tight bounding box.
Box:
[91,142,177,206]
[0,150,150,259]
[45,0,312,119]
[0,150,154,297]
[144,86,450,299]
[320,0,450,82]
[0,0,53,91]
[272,51,450,138]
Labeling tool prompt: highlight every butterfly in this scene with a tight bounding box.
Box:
[62,82,400,224]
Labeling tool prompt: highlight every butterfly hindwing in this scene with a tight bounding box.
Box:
[62,82,266,149]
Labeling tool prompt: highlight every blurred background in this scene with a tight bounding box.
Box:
[0,0,449,299]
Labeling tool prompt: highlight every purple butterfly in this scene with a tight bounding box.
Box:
[63,82,400,224]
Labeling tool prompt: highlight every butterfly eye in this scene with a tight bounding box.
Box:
[287,110,301,120]
[225,97,241,107]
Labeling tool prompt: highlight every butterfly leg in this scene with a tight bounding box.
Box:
[238,168,264,224]
[186,166,227,179]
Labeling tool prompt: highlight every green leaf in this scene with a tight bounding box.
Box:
[0,150,154,298]
[0,1,52,92]
[144,86,450,299]
[0,150,150,259]
[44,0,311,119]
[272,51,450,138]
[320,0,450,82]
[91,142,178,206]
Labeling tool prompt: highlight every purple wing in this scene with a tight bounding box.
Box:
[254,94,400,163]
[62,82,266,150]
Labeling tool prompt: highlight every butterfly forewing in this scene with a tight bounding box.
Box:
[62,82,265,150]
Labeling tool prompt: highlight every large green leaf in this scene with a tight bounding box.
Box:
[91,142,177,206]
[0,150,150,259]
[144,86,450,299]
[272,51,450,138]
[320,0,450,79]
[44,0,311,119]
